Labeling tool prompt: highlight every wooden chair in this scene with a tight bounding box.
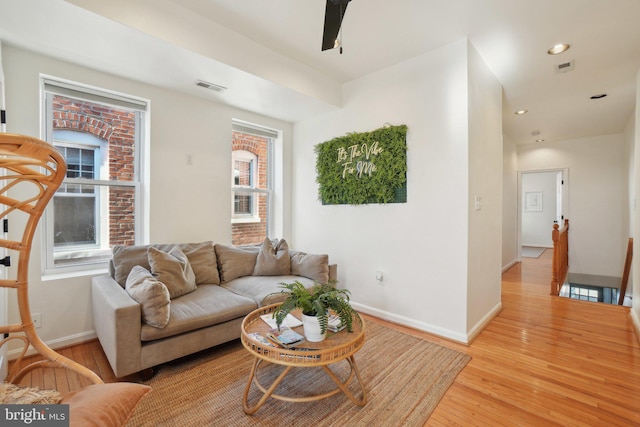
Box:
[0,133,102,385]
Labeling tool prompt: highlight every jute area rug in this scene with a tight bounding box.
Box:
[126,322,470,427]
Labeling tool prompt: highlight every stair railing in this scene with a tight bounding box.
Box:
[550,219,569,296]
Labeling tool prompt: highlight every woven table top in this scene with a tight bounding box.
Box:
[241,303,365,367]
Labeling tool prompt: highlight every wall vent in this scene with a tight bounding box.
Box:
[196,80,227,93]
[555,60,575,73]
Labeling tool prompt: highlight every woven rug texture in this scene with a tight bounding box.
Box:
[126,322,470,427]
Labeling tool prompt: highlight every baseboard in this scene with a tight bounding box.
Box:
[466,302,502,344]
[502,259,518,273]
[521,244,553,248]
[7,330,97,361]
[631,309,640,345]
[351,302,470,344]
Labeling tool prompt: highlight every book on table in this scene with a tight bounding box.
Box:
[266,326,305,348]
[327,313,346,332]
[260,313,303,329]
[247,332,279,348]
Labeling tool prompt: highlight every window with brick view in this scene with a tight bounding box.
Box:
[231,123,275,246]
[42,78,146,271]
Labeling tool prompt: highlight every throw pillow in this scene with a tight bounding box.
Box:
[61,383,151,427]
[253,238,291,276]
[180,242,220,285]
[290,251,330,283]
[148,247,197,299]
[112,245,153,287]
[214,244,259,282]
[125,265,171,328]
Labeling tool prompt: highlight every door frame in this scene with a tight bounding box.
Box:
[517,168,569,261]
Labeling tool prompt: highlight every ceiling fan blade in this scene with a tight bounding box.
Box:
[322,0,351,51]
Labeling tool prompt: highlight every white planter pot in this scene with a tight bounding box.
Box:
[302,313,327,342]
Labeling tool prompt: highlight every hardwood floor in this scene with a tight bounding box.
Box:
[9,250,640,425]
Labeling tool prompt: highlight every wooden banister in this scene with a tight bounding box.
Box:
[618,238,633,305]
[550,219,569,296]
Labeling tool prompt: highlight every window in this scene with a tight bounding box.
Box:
[231,121,279,245]
[232,150,258,218]
[41,77,147,272]
[54,141,100,246]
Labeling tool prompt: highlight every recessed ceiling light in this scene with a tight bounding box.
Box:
[514,109,528,115]
[590,93,607,99]
[536,139,545,143]
[548,43,570,55]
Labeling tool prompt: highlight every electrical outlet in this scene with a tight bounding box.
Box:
[32,313,42,329]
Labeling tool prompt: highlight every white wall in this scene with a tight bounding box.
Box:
[518,134,628,278]
[465,43,503,335]
[2,44,293,352]
[521,171,558,247]
[632,69,640,332]
[502,134,518,271]
[292,39,502,343]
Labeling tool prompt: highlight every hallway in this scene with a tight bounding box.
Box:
[381,249,640,425]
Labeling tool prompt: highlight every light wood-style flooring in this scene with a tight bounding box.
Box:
[9,250,640,425]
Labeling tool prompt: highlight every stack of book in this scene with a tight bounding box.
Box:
[327,314,346,332]
[266,326,305,348]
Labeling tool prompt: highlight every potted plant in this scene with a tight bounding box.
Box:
[269,280,361,342]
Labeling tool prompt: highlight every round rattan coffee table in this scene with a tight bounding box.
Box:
[240,303,367,415]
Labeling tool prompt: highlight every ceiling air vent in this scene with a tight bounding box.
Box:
[196,80,227,93]
[555,60,575,73]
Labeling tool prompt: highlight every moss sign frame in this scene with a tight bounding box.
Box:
[315,124,407,205]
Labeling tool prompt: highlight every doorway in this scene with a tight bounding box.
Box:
[518,169,568,259]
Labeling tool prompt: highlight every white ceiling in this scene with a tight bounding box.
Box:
[1,0,639,144]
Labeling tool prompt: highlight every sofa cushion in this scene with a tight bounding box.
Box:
[214,244,259,282]
[148,247,197,299]
[290,251,330,283]
[112,242,219,287]
[221,275,316,307]
[125,265,171,328]
[253,238,291,276]
[140,284,257,341]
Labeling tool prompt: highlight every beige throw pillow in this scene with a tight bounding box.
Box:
[148,247,197,299]
[214,244,259,282]
[180,242,220,285]
[290,251,330,283]
[253,238,291,276]
[125,265,171,328]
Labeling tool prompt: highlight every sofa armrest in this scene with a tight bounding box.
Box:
[91,275,142,378]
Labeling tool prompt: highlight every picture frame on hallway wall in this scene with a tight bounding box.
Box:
[524,191,543,212]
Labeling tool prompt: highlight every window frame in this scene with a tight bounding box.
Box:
[230,120,281,242]
[53,139,102,249]
[231,149,262,223]
[40,75,149,276]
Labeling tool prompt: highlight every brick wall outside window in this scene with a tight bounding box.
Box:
[52,95,136,247]
[232,131,268,245]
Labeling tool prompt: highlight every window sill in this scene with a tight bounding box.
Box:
[231,216,261,224]
[41,264,109,282]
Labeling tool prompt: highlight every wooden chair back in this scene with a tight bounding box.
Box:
[0,133,102,385]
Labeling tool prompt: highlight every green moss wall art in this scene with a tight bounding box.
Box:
[315,124,407,205]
